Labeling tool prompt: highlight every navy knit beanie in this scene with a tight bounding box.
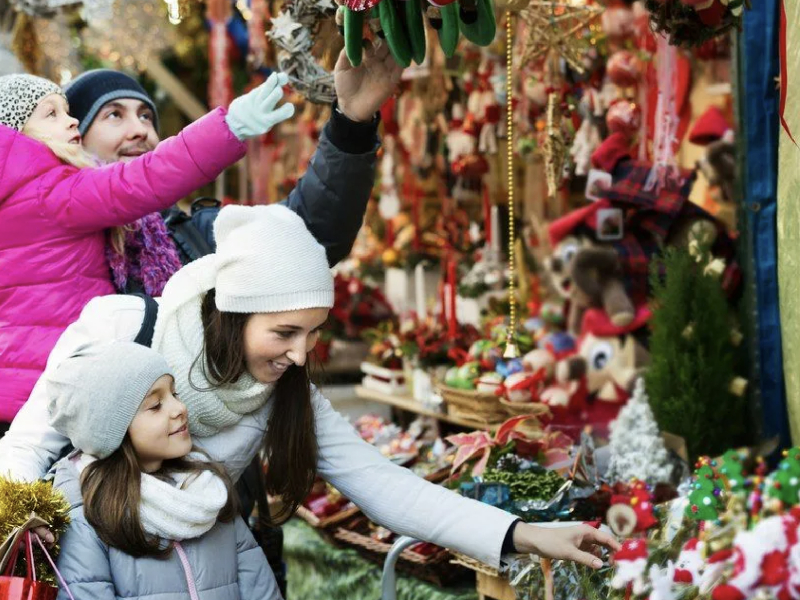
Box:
[64,69,159,135]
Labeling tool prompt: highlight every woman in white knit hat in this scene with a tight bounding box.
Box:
[0,204,619,572]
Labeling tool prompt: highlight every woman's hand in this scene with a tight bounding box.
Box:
[32,526,56,548]
[513,523,620,569]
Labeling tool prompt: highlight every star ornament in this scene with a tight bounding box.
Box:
[270,10,303,42]
[519,0,603,72]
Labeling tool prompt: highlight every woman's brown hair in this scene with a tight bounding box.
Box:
[196,289,318,523]
[80,439,238,558]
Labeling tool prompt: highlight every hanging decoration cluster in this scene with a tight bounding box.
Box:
[519,0,603,73]
[268,0,338,104]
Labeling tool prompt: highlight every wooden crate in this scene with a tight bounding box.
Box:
[476,571,516,600]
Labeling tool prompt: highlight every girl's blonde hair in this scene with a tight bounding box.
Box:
[23,126,128,255]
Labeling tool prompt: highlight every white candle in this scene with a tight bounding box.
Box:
[414,263,427,322]
[490,205,501,259]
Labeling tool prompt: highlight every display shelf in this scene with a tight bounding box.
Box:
[354,386,498,432]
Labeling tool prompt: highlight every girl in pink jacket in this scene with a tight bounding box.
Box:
[0,73,294,428]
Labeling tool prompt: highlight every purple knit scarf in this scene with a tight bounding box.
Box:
[107,213,184,296]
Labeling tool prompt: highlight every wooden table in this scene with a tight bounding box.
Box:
[355,386,499,432]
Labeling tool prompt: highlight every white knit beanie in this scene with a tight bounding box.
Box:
[47,342,173,459]
[213,204,334,313]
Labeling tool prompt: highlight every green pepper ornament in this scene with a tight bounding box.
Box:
[458,0,496,46]
[426,3,460,57]
[379,0,413,67]
[343,7,366,66]
[404,0,427,64]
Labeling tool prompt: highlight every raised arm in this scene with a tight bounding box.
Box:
[281,44,403,266]
[281,107,379,266]
[39,107,246,234]
[41,73,294,234]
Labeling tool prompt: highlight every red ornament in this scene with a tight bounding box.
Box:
[696,0,728,26]
[607,51,641,87]
[606,100,642,136]
[678,0,714,7]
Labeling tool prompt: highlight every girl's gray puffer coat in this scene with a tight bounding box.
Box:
[52,456,282,600]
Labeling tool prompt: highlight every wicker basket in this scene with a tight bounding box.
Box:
[498,398,553,420]
[333,516,471,586]
[450,550,500,578]
[438,385,507,425]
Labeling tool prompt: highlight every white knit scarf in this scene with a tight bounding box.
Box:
[151,255,274,437]
[77,453,228,541]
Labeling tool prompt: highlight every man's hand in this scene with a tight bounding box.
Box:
[334,40,404,123]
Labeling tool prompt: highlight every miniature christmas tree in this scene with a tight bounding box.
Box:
[766,446,800,506]
[717,449,748,496]
[685,458,724,520]
[646,246,745,462]
[605,378,673,486]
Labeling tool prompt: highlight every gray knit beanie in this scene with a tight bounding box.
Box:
[0,74,66,131]
[47,342,173,459]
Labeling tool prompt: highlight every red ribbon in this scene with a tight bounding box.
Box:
[780,0,798,146]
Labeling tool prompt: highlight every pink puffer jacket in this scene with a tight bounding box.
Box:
[0,107,246,423]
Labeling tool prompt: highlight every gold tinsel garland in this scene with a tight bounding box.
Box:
[0,477,71,584]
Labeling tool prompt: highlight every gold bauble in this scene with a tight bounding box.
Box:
[382,248,399,266]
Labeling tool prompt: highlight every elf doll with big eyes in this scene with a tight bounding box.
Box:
[553,306,651,426]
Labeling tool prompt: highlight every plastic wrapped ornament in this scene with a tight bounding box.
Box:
[524,78,549,108]
[607,50,641,88]
[606,100,642,136]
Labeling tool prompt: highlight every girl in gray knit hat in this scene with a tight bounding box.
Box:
[48,341,282,600]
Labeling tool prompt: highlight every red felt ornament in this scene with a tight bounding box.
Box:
[689,106,732,146]
[606,100,642,136]
[607,51,641,88]
[696,0,728,26]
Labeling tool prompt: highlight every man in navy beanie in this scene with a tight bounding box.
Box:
[64,42,402,267]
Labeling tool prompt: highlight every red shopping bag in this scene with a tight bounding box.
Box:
[0,531,58,600]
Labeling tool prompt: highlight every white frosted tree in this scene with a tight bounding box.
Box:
[606,378,674,485]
